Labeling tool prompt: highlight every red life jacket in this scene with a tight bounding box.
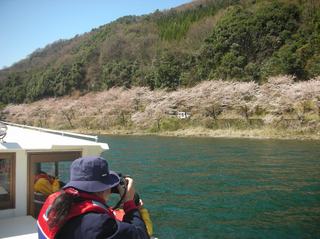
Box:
[37,188,120,239]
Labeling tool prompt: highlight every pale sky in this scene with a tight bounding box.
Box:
[0,0,191,69]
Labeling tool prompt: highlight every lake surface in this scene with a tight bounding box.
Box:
[101,135,320,239]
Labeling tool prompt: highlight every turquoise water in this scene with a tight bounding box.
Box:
[101,136,320,239]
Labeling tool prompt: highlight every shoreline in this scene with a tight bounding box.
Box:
[72,127,320,141]
[3,78,320,142]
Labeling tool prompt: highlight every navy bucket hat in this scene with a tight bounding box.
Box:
[64,156,120,192]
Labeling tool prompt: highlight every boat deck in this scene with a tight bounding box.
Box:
[0,216,37,239]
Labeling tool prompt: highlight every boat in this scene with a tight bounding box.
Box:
[0,121,109,239]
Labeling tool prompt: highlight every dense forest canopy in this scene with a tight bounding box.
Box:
[0,0,319,105]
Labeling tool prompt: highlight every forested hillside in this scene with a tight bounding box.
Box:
[0,0,319,105]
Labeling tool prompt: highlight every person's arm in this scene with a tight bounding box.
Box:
[112,177,149,239]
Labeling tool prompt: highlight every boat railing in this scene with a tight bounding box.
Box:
[0,121,98,142]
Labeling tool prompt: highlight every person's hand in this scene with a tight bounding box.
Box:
[137,199,144,209]
[118,177,135,202]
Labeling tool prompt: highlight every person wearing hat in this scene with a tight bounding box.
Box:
[37,156,149,239]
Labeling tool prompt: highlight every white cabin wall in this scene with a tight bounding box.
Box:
[15,151,28,216]
[0,150,27,219]
[82,146,104,157]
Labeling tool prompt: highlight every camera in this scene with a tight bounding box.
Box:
[111,173,127,194]
[111,172,141,208]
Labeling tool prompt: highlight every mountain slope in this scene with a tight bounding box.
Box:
[0,0,319,105]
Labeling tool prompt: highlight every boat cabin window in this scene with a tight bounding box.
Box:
[28,152,81,218]
[0,153,15,210]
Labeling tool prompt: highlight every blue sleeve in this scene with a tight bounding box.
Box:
[92,210,149,239]
[112,209,149,239]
